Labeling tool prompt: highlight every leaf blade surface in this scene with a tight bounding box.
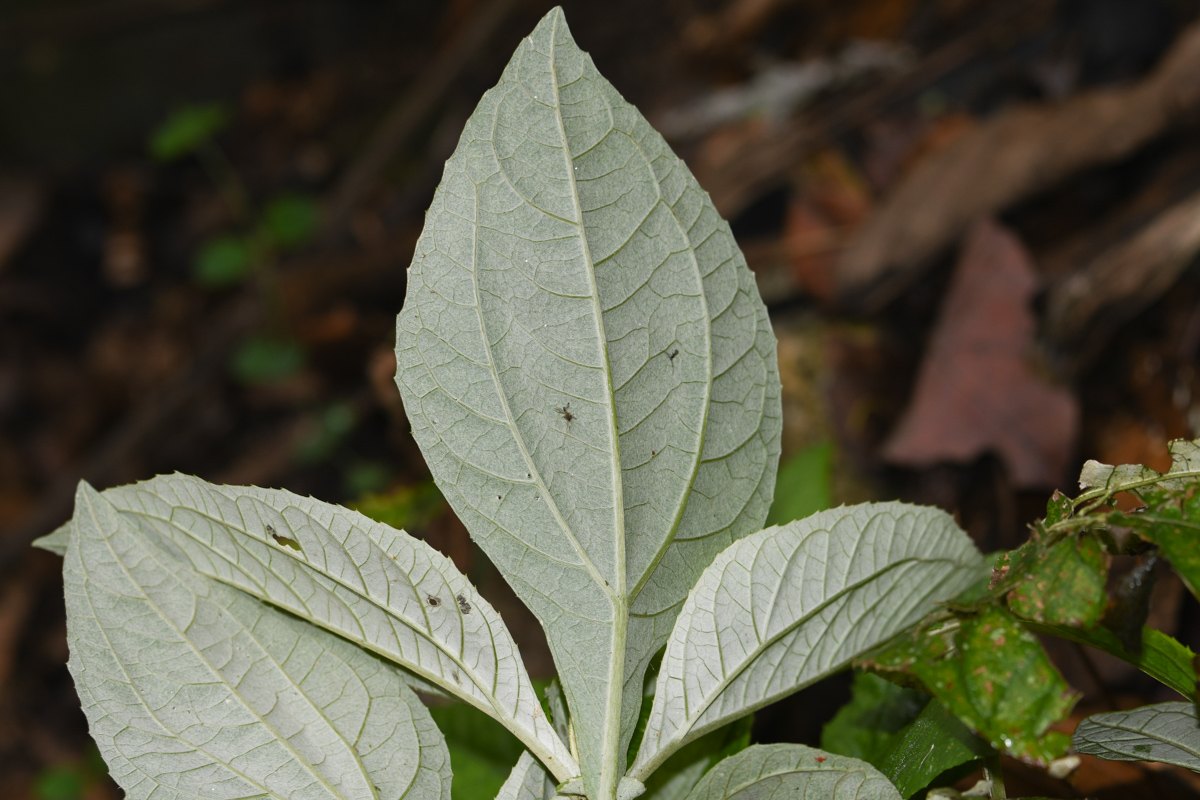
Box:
[393,7,780,793]
[96,472,574,781]
[65,482,452,800]
[1073,702,1200,772]
[683,744,901,800]
[632,503,986,779]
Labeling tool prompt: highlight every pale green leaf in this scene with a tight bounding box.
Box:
[1077,437,1200,501]
[1073,702,1200,772]
[65,482,452,799]
[393,7,779,796]
[683,744,902,800]
[630,503,986,780]
[495,752,557,800]
[94,472,576,782]
[33,521,71,555]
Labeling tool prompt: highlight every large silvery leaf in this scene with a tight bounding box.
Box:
[92,473,575,782]
[65,482,452,800]
[684,744,901,800]
[1073,703,1200,772]
[630,503,986,780]
[393,7,780,796]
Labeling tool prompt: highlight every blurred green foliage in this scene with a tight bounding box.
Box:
[149,104,227,161]
[230,335,305,384]
[765,440,833,527]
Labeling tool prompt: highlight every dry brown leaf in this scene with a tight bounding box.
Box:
[882,219,1078,488]
[837,22,1200,306]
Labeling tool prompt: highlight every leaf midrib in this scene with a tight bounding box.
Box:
[77,496,365,800]
[634,546,974,779]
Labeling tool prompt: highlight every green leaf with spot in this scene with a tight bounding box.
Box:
[868,607,1076,766]
[1005,534,1107,628]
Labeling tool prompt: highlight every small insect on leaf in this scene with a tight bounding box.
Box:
[556,402,575,430]
[265,524,302,552]
[667,348,679,365]
[456,594,472,614]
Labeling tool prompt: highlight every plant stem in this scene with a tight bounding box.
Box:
[983,752,1006,799]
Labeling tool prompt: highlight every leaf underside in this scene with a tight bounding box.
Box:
[393,7,781,795]
[1073,702,1200,772]
[66,483,452,800]
[683,744,902,800]
[88,472,574,780]
[632,503,986,779]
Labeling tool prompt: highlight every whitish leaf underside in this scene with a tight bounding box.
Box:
[394,7,780,795]
[632,503,986,779]
[1073,703,1200,772]
[684,744,902,800]
[66,483,452,800]
[495,752,558,800]
[95,473,575,781]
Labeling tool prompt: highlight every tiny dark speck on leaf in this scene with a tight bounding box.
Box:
[668,348,679,364]
[427,595,441,607]
[456,593,472,614]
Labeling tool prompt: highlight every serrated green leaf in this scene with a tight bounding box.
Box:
[1073,702,1200,772]
[65,482,452,799]
[870,607,1075,765]
[1023,621,1197,699]
[92,473,576,782]
[149,103,227,161]
[630,503,985,781]
[1006,534,1107,628]
[496,752,558,800]
[877,699,990,798]
[393,8,780,796]
[683,744,901,800]
[821,672,929,766]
